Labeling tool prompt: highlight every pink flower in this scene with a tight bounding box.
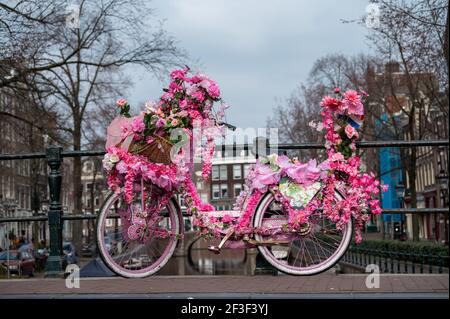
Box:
[116,161,128,174]
[330,152,344,162]
[179,99,188,109]
[171,119,179,126]
[343,90,364,116]
[156,118,166,128]
[191,90,205,102]
[170,69,187,81]
[207,81,220,98]
[333,87,341,94]
[169,81,183,93]
[344,125,359,139]
[161,92,173,101]
[221,214,234,223]
[320,96,342,112]
[252,164,280,191]
[131,118,145,133]
[116,98,127,108]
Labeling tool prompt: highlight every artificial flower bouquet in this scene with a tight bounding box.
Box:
[213,88,386,243]
[103,68,228,204]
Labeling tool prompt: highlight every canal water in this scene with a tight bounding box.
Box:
[156,237,259,276]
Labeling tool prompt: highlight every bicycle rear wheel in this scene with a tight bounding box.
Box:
[96,192,180,278]
[253,191,352,275]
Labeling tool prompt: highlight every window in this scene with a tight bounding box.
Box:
[201,193,208,203]
[233,165,242,179]
[86,183,93,191]
[212,184,220,199]
[95,197,100,206]
[224,149,233,158]
[196,182,204,189]
[212,166,219,180]
[234,184,242,197]
[220,184,228,198]
[220,165,228,180]
[243,164,251,177]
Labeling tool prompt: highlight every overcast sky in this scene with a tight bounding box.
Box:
[127,0,372,130]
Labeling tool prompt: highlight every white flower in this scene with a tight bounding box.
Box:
[267,153,278,166]
[102,159,114,172]
[109,154,120,163]
[145,100,157,114]
[316,122,324,131]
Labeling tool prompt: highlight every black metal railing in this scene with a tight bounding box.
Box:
[0,139,449,277]
[341,246,449,274]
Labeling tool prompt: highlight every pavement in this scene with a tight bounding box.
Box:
[0,273,448,299]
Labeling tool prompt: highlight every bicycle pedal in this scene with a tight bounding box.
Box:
[207,245,221,254]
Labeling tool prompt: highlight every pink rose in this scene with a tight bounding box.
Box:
[344,125,359,139]
[171,119,179,126]
[116,98,127,108]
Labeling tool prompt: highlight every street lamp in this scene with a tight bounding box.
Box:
[395,182,406,240]
[435,169,449,244]
[396,182,406,203]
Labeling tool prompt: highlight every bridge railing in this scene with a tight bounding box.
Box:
[0,139,448,277]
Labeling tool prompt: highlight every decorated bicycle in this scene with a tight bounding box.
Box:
[97,67,386,278]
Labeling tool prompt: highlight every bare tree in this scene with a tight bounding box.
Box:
[366,0,449,241]
[0,1,84,88]
[20,0,185,249]
[270,54,381,160]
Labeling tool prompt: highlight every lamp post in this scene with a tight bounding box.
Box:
[436,169,449,244]
[395,182,406,240]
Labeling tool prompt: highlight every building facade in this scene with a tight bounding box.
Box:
[0,85,48,247]
[210,144,256,210]
[369,61,449,242]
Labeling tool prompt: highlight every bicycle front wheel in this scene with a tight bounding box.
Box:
[96,192,180,278]
[253,191,352,275]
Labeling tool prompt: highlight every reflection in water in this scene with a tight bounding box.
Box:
[156,237,258,276]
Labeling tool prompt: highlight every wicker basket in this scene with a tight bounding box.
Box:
[121,135,173,165]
